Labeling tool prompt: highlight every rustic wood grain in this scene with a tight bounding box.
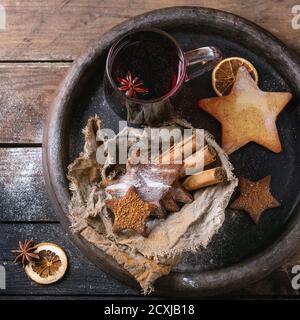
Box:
[0,146,299,295]
[0,0,299,298]
[0,223,138,296]
[0,0,298,61]
[0,148,57,221]
[0,63,69,144]
[0,223,298,296]
[0,1,298,144]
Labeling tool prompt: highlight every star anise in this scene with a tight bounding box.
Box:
[32,250,62,278]
[12,239,39,267]
[117,71,148,98]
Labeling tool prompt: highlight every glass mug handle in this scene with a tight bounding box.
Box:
[184,47,222,81]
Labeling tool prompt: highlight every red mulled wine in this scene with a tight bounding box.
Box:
[111,30,184,100]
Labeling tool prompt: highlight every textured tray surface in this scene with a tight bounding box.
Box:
[44,7,300,296]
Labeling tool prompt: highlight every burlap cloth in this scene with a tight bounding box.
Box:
[67,116,238,294]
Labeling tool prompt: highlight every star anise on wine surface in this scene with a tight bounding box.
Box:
[12,239,39,267]
[117,71,148,98]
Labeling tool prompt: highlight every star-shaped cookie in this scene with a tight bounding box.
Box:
[229,176,280,223]
[105,186,157,236]
[198,67,292,154]
[105,160,181,218]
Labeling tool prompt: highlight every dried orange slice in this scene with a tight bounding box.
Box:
[212,57,258,96]
[25,242,68,284]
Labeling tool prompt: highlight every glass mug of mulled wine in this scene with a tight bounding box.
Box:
[104,28,221,126]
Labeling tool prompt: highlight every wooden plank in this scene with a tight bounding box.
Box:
[0,2,298,144]
[0,147,298,295]
[0,148,300,294]
[0,148,57,221]
[0,63,69,144]
[0,0,298,61]
[0,222,298,296]
[0,223,138,296]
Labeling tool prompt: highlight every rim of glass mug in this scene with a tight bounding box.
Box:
[105,28,187,104]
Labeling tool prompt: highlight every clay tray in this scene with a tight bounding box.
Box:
[43,7,300,297]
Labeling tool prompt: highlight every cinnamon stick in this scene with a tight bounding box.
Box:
[182,167,227,191]
[156,132,203,165]
[180,144,217,177]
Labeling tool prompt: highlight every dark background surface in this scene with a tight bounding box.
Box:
[1,0,300,299]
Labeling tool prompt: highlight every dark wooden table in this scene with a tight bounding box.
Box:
[1,0,300,299]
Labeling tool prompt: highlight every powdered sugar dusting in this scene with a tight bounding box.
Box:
[0,148,56,221]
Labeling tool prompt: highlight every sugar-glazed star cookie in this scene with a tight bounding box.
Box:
[198,67,292,154]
